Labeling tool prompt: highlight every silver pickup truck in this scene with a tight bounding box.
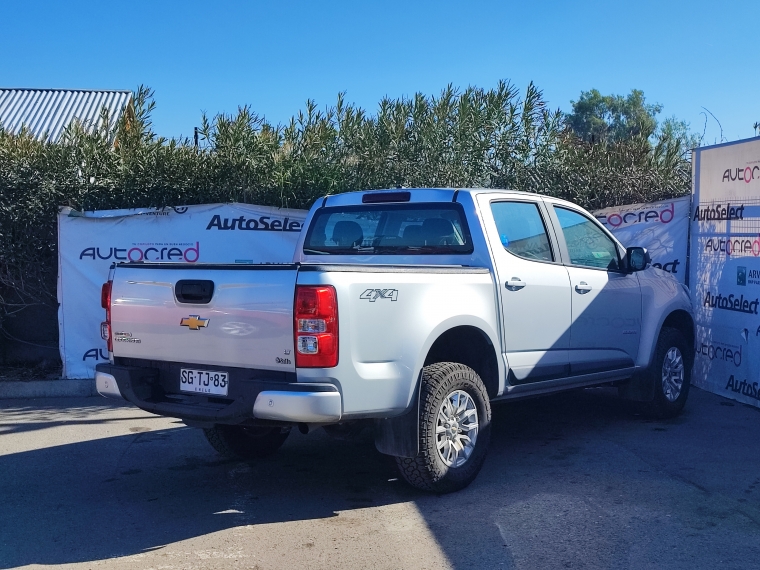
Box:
[96,188,694,493]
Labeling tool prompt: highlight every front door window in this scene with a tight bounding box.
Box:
[553,206,621,270]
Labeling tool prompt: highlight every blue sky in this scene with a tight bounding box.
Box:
[3,0,759,144]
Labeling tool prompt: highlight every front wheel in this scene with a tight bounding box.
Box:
[203,424,290,459]
[396,362,491,493]
[644,327,692,419]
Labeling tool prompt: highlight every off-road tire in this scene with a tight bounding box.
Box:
[203,424,290,459]
[396,362,491,493]
[644,327,692,419]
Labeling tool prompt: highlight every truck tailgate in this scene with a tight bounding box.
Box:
[109,264,297,371]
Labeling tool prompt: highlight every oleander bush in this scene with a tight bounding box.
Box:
[0,83,692,321]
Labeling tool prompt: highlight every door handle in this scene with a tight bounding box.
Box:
[575,281,592,294]
[505,277,526,291]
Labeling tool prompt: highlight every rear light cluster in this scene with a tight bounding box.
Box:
[294,285,338,368]
[100,281,113,352]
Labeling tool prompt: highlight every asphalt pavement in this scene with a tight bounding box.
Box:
[1,386,758,569]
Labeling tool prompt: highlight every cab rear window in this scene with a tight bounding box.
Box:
[303,204,473,255]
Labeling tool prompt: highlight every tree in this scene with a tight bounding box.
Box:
[566,89,662,143]
[658,116,702,153]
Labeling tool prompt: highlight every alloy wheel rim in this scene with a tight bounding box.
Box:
[661,347,685,402]
[435,389,479,468]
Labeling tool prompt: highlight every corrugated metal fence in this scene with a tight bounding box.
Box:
[0,88,132,143]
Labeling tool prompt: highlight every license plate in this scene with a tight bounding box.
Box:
[180,368,229,396]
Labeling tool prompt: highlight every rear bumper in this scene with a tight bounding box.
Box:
[95,363,341,424]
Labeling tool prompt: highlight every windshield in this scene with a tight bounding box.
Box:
[303,204,474,255]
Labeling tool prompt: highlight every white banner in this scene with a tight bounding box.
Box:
[57,203,307,379]
[690,136,760,408]
[594,196,691,284]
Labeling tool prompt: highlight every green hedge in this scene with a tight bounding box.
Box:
[0,83,690,318]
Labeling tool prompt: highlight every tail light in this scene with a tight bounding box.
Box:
[100,281,113,352]
[294,285,338,367]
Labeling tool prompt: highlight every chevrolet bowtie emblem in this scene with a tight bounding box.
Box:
[180,315,209,330]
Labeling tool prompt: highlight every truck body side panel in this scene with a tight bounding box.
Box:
[295,267,501,417]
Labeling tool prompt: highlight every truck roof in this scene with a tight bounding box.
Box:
[321,187,573,208]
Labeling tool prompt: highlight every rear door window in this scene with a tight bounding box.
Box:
[490,201,554,262]
[303,204,473,255]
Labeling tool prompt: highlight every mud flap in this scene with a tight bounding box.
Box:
[617,370,655,402]
[373,376,421,458]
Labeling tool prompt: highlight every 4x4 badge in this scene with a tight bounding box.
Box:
[180,315,209,330]
[360,288,398,302]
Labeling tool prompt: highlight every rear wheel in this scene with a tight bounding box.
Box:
[203,424,290,459]
[396,362,491,493]
[644,327,692,419]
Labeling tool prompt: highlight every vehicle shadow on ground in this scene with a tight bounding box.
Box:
[418,388,760,569]
[0,404,406,568]
[1,388,759,569]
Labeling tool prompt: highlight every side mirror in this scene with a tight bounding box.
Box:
[626,246,650,272]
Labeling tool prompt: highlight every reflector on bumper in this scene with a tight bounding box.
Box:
[253,390,341,423]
